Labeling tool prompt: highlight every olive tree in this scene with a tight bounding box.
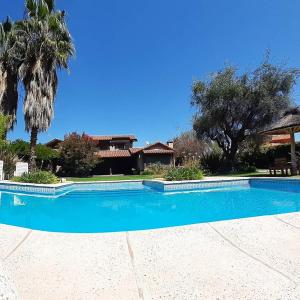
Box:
[192,61,299,170]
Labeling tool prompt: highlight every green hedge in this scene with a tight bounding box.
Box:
[165,167,204,181]
[13,171,59,184]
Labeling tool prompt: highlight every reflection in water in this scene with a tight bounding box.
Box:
[14,195,26,206]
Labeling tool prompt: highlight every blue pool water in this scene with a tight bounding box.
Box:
[0,181,300,233]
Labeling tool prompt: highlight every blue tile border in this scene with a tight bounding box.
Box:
[2,177,300,195]
[0,180,145,195]
[143,179,250,192]
[0,182,73,195]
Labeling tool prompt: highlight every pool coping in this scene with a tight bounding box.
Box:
[1,176,300,194]
[2,211,300,299]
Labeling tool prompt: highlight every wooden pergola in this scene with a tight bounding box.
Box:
[260,108,300,175]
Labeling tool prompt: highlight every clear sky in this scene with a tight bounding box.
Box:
[1,0,300,146]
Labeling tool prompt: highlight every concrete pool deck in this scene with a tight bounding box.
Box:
[0,212,299,299]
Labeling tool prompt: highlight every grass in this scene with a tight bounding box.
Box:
[67,170,300,182]
[214,170,300,178]
[67,174,160,182]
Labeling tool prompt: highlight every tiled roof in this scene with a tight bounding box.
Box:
[89,135,137,141]
[143,142,174,151]
[143,149,174,154]
[269,134,291,144]
[45,138,62,147]
[129,147,143,154]
[95,150,132,158]
[95,147,174,158]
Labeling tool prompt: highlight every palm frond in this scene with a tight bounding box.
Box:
[18,1,74,133]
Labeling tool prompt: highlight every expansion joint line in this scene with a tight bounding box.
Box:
[274,216,300,231]
[125,232,145,300]
[207,223,298,287]
[3,230,32,261]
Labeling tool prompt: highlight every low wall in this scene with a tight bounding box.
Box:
[0,181,73,195]
[143,179,249,192]
[2,178,300,195]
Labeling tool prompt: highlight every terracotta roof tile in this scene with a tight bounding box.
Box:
[143,149,174,154]
[129,147,143,154]
[95,150,132,158]
[89,135,137,141]
[143,142,174,151]
[45,138,62,147]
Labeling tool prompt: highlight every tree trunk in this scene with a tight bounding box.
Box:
[222,144,239,172]
[29,127,38,171]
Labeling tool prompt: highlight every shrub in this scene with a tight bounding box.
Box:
[10,139,59,170]
[143,163,170,176]
[165,167,204,181]
[235,164,257,173]
[60,132,98,177]
[0,142,18,179]
[141,169,155,175]
[200,152,223,174]
[12,171,59,184]
[173,131,211,162]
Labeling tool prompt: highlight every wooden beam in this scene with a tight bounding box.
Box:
[290,131,297,175]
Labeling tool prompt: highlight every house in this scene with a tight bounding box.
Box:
[262,134,292,146]
[45,138,63,150]
[45,134,175,175]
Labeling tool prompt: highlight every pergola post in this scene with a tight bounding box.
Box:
[290,131,297,175]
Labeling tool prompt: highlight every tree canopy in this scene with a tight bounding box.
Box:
[173,130,211,161]
[0,0,75,170]
[60,132,98,177]
[16,0,75,170]
[192,61,299,169]
[0,17,19,130]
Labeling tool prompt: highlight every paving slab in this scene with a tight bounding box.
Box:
[0,213,299,300]
[3,230,139,300]
[128,217,300,300]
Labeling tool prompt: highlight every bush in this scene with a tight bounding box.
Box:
[60,132,98,177]
[12,171,59,184]
[165,167,204,181]
[142,163,170,176]
[235,164,257,173]
[10,139,59,171]
[200,152,223,174]
[0,142,18,179]
[141,169,155,175]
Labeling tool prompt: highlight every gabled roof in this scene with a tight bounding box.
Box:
[129,147,143,154]
[143,149,175,154]
[45,138,62,148]
[88,135,137,142]
[130,142,175,155]
[143,142,174,152]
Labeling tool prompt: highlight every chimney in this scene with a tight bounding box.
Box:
[167,141,174,149]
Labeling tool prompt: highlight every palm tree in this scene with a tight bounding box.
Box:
[17,0,74,170]
[0,17,20,133]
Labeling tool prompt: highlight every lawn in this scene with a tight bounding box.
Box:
[216,170,300,178]
[67,174,160,182]
[67,170,300,182]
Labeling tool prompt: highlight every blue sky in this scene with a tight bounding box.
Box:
[2,0,300,146]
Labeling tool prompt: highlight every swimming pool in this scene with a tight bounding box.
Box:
[0,179,299,233]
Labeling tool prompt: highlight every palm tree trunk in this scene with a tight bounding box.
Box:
[29,127,38,171]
